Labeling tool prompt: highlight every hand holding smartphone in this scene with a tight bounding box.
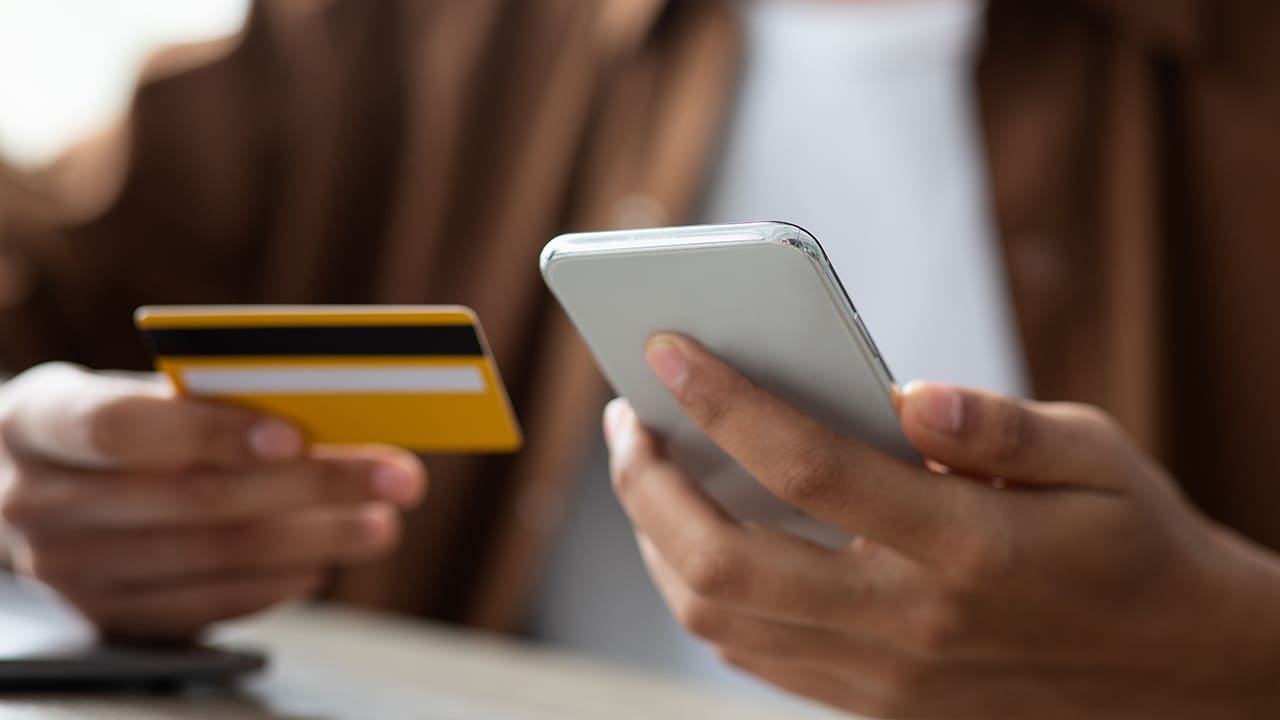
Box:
[541,222,917,546]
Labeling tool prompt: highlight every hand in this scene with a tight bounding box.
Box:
[606,334,1280,719]
[0,363,426,639]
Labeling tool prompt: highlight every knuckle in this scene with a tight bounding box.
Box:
[675,369,739,436]
[775,444,844,506]
[694,395,735,437]
[677,540,749,601]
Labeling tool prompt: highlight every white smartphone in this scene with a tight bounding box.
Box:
[540,221,917,546]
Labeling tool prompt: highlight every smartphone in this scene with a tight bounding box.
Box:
[540,221,918,547]
[0,572,266,692]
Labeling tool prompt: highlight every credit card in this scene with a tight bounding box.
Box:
[134,305,522,452]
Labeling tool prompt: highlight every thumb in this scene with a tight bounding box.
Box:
[897,381,1128,491]
[1,363,302,469]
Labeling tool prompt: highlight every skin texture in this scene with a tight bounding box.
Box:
[0,363,426,640]
[607,333,1280,719]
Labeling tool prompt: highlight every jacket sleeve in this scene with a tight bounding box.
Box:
[1076,0,1204,54]
[0,3,281,373]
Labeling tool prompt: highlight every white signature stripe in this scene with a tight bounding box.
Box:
[181,366,488,395]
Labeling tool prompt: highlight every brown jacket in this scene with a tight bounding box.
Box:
[0,0,1277,631]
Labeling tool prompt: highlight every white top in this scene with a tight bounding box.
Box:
[701,0,1025,395]
[0,1,250,167]
[530,0,1025,700]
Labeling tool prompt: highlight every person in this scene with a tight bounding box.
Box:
[605,339,1280,717]
[0,0,1278,716]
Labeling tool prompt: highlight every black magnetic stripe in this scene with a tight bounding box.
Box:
[143,325,484,357]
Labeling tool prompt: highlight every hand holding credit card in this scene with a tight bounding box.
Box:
[135,306,522,452]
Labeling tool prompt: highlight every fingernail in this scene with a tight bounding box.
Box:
[907,382,964,435]
[646,337,689,389]
[249,420,304,460]
[603,398,628,443]
[373,464,417,504]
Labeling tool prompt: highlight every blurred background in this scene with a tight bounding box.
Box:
[1,0,1274,716]
[0,0,995,709]
[0,0,249,167]
[0,0,763,694]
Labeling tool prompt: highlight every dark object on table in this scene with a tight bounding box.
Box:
[0,572,267,692]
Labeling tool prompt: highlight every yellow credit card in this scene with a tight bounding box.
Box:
[135,305,522,453]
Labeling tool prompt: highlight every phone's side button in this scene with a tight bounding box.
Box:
[876,354,895,385]
[852,313,894,383]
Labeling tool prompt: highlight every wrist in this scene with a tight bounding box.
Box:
[1198,526,1280,714]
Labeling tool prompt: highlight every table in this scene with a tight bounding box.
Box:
[0,584,853,719]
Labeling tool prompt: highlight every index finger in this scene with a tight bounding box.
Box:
[604,399,886,628]
[644,335,1000,562]
[2,364,303,470]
